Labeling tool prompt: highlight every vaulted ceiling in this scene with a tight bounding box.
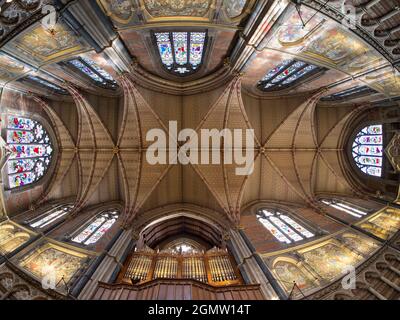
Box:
[0,0,397,227]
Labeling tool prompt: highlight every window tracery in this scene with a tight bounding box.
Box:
[154,31,206,75]
[4,115,54,189]
[71,210,119,246]
[352,125,383,177]
[257,209,315,244]
[67,57,118,89]
[258,59,322,91]
[321,199,368,218]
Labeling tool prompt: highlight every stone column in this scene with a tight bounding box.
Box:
[78,230,135,299]
[228,229,283,299]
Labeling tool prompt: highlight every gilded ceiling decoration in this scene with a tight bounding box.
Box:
[0,0,48,45]
[98,0,135,23]
[267,7,385,75]
[143,0,211,17]
[385,133,400,173]
[16,24,79,58]
[304,0,400,63]
[6,21,86,64]
[223,0,247,18]
[358,207,400,240]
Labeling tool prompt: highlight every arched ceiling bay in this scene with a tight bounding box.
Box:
[0,0,397,224]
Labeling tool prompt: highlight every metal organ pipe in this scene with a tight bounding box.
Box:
[123,249,238,285]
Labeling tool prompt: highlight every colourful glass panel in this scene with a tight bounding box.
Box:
[261,60,293,82]
[173,32,188,65]
[26,76,66,93]
[7,130,34,144]
[8,172,36,188]
[69,57,117,89]
[7,117,35,130]
[6,116,53,189]
[271,62,305,84]
[322,86,377,101]
[269,216,303,242]
[355,135,382,145]
[71,211,118,245]
[280,215,314,238]
[7,159,35,174]
[155,32,206,75]
[365,167,382,177]
[258,210,315,244]
[352,125,383,177]
[259,60,321,91]
[353,145,382,156]
[189,32,206,67]
[84,218,117,245]
[9,145,49,159]
[156,33,174,67]
[258,216,291,244]
[81,57,115,82]
[69,59,103,83]
[356,156,381,166]
[282,65,317,85]
[72,217,106,244]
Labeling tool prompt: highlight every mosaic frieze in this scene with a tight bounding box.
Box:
[144,0,211,17]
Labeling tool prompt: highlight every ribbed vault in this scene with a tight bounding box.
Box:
[33,76,363,228]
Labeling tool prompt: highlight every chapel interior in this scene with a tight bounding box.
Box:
[0,0,400,301]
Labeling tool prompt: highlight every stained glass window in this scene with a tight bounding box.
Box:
[29,205,73,229]
[4,116,54,189]
[321,199,368,218]
[321,85,377,102]
[67,57,118,89]
[258,59,322,92]
[352,125,383,177]
[24,76,67,95]
[154,31,206,75]
[71,210,119,246]
[257,209,315,244]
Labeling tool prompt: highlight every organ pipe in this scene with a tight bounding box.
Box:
[122,250,238,285]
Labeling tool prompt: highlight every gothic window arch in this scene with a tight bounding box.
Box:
[65,57,118,90]
[28,204,74,229]
[321,199,368,218]
[256,209,315,244]
[352,124,383,177]
[257,59,323,92]
[154,31,207,76]
[2,115,54,190]
[321,85,377,102]
[71,209,119,246]
[21,76,68,95]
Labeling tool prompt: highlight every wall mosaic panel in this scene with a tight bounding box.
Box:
[263,6,400,96]
[358,207,400,240]
[263,231,379,297]
[18,243,89,292]
[0,221,31,255]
